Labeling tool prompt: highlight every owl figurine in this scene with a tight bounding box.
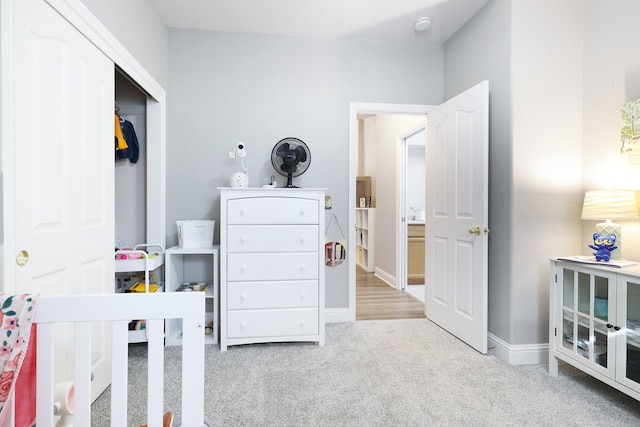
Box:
[588,233,618,262]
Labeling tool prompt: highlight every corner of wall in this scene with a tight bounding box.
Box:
[489,333,549,365]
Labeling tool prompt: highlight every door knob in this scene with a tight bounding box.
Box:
[16,250,29,266]
[468,226,481,236]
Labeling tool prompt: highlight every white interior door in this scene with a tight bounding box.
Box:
[425,81,489,354]
[7,0,114,399]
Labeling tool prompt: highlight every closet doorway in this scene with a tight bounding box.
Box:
[114,66,166,248]
[115,70,147,246]
[2,0,167,401]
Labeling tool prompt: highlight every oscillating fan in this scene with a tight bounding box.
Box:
[271,137,311,188]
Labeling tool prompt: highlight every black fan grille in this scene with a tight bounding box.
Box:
[271,137,311,187]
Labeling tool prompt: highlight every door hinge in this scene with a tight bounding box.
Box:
[554,273,557,283]
[554,327,557,337]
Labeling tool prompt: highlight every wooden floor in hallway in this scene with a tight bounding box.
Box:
[356,267,426,321]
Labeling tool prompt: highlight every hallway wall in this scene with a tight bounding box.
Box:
[359,114,426,283]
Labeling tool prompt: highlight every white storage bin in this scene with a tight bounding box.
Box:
[177,220,215,248]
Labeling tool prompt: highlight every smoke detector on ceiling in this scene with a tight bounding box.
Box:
[414,17,432,32]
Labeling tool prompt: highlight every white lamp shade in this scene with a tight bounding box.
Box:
[581,190,640,220]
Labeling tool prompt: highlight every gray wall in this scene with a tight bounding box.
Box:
[444,0,583,348]
[167,29,444,308]
[371,114,426,279]
[81,0,169,88]
[581,0,640,259]
[510,0,583,346]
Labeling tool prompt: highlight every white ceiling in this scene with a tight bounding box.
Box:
[147,0,489,46]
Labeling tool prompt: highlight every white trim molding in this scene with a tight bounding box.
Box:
[374,267,395,288]
[325,308,350,323]
[488,333,549,365]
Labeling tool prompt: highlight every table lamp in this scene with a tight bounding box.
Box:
[581,190,640,260]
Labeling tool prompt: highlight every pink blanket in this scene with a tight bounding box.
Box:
[0,294,37,427]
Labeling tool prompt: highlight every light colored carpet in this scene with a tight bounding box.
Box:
[92,319,640,426]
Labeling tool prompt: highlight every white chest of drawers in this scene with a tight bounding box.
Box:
[219,188,326,351]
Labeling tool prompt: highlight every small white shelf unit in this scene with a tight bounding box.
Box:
[164,245,219,346]
[355,208,375,272]
[115,243,165,344]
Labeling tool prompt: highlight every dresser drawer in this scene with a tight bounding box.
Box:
[227,308,319,338]
[227,225,319,253]
[227,280,318,309]
[227,197,319,224]
[227,252,318,281]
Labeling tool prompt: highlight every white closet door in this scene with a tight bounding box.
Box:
[7,0,115,400]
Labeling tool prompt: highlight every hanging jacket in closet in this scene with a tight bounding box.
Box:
[115,114,128,151]
[116,118,140,164]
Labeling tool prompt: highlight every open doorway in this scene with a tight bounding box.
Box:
[349,82,489,352]
[348,103,433,321]
[399,124,427,303]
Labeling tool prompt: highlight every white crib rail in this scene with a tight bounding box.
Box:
[34,292,205,427]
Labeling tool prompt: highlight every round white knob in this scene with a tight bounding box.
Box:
[299,237,305,245]
[300,209,305,216]
[240,321,246,329]
[241,264,247,271]
[300,264,306,271]
[239,208,246,216]
[240,292,247,300]
[299,291,305,300]
[300,320,306,327]
[240,236,247,244]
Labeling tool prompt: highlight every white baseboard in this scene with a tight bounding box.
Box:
[325,308,351,323]
[374,267,395,288]
[488,333,548,365]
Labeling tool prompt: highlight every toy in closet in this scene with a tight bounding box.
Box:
[114,102,140,163]
[115,243,165,343]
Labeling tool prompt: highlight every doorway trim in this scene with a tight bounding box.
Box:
[348,102,433,322]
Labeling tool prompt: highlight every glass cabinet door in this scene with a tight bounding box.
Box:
[558,263,615,376]
[617,277,640,391]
